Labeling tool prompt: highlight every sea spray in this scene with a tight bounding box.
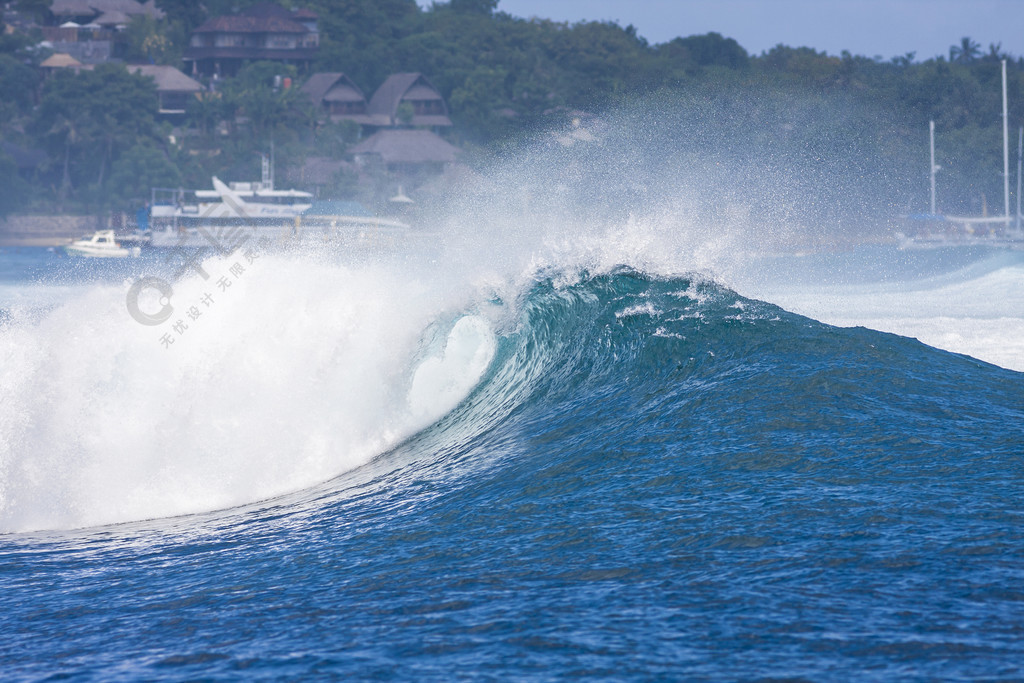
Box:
[0,248,496,532]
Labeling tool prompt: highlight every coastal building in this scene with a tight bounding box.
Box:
[48,0,164,27]
[349,129,458,174]
[300,72,372,126]
[183,3,319,78]
[39,51,86,74]
[127,65,204,116]
[365,73,452,129]
[44,0,164,63]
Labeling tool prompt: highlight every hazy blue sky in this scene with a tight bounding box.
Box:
[448,0,1024,62]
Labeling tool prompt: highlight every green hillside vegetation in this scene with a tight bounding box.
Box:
[1,0,1021,225]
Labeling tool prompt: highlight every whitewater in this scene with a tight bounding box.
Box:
[2,113,1023,680]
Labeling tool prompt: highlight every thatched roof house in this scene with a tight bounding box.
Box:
[128,65,203,115]
[350,129,458,170]
[40,52,83,68]
[300,72,372,125]
[366,73,451,128]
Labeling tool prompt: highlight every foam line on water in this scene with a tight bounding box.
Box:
[742,258,1024,371]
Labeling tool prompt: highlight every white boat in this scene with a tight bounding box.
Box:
[904,61,1024,249]
[149,175,315,248]
[63,230,141,258]
[148,176,411,249]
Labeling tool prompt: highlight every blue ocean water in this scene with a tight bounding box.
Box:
[1,245,1023,680]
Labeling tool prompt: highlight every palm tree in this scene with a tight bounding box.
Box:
[984,42,1006,63]
[950,37,981,64]
[48,114,80,211]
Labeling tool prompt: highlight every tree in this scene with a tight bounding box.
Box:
[0,54,39,123]
[0,149,30,217]
[396,101,415,126]
[221,62,311,142]
[983,42,1007,63]
[309,0,420,88]
[11,0,50,24]
[448,65,510,140]
[668,33,749,70]
[29,64,164,209]
[122,15,183,65]
[950,37,980,64]
[449,0,498,14]
[107,143,181,211]
[186,92,226,138]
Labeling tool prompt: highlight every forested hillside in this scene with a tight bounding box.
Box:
[1,0,1020,223]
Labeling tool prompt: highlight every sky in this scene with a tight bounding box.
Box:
[470,0,1024,62]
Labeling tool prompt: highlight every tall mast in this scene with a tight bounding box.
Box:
[1003,59,1010,221]
[1018,126,1022,231]
[930,120,937,215]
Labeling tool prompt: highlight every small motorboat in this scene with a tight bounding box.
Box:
[63,230,141,258]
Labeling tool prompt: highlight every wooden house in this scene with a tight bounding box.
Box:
[183,3,318,77]
[300,72,372,126]
[349,129,458,174]
[365,73,452,129]
[128,65,204,116]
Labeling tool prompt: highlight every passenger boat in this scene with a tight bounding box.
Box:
[148,176,410,249]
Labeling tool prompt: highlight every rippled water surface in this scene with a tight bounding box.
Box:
[1,246,1022,680]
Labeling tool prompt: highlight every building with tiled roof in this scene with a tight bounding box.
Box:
[183,3,318,77]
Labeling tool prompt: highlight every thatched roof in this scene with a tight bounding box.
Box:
[350,129,458,164]
[94,10,129,25]
[367,73,451,127]
[301,72,365,104]
[40,52,82,67]
[128,65,203,93]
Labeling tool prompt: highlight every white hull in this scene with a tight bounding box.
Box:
[63,230,141,258]
[149,216,412,250]
[148,176,413,250]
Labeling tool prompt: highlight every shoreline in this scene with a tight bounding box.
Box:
[0,236,74,247]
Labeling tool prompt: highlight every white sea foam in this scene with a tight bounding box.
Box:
[740,254,1024,372]
[0,249,495,532]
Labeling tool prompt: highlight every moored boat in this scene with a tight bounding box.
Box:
[63,230,141,258]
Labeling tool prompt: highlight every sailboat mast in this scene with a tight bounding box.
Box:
[930,120,937,215]
[1003,59,1010,221]
[1018,126,1022,232]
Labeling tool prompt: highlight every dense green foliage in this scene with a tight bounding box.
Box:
[27,64,170,211]
[1,0,1022,224]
